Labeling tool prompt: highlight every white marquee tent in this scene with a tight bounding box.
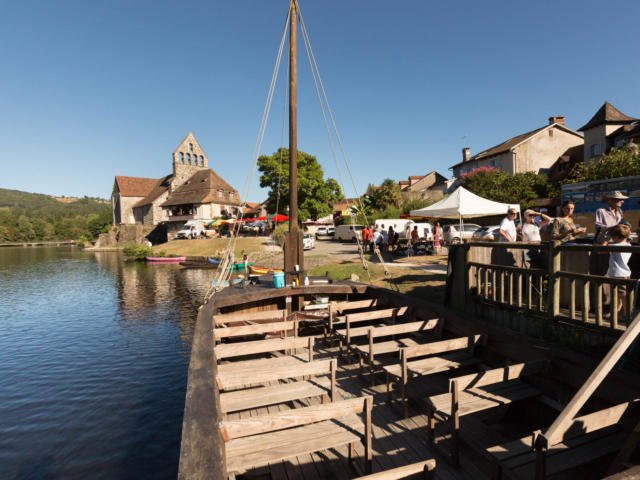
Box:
[409,186,520,219]
[410,186,521,236]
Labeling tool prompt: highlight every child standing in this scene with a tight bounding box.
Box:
[607,224,632,315]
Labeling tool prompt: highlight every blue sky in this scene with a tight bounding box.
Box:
[1,0,639,203]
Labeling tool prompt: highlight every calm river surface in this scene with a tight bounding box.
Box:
[0,247,215,479]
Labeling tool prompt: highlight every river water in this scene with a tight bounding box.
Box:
[0,247,215,480]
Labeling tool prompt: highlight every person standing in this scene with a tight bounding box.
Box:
[595,191,627,245]
[372,227,381,252]
[607,224,632,316]
[521,209,551,268]
[552,200,585,243]
[387,226,395,252]
[433,222,442,253]
[381,225,389,253]
[498,208,518,242]
[361,225,370,252]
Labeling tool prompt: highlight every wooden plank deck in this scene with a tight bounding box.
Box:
[231,339,494,480]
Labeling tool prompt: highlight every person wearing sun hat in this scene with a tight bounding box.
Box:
[590,190,628,279]
[595,190,627,245]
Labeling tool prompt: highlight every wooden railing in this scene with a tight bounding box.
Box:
[462,241,640,331]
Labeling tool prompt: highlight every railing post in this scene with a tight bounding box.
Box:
[464,244,472,310]
[546,241,561,319]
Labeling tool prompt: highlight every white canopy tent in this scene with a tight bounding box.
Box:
[410,186,520,236]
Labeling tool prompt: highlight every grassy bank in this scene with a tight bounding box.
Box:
[152,237,271,258]
[309,260,446,304]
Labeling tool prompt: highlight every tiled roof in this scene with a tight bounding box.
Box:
[114,176,159,197]
[579,102,638,131]
[133,175,172,208]
[162,169,240,207]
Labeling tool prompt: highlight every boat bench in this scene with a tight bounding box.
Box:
[215,336,314,362]
[220,396,373,478]
[425,359,549,466]
[351,318,444,385]
[213,309,287,327]
[384,334,487,418]
[354,459,436,480]
[488,400,640,480]
[219,358,337,414]
[213,319,298,342]
[332,306,412,355]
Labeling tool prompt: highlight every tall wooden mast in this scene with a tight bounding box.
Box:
[284,0,303,285]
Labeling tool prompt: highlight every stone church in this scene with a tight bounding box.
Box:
[111,133,240,236]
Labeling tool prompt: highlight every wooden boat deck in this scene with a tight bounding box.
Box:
[227,340,492,480]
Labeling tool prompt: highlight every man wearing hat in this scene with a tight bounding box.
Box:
[521,208,551,268]
[595,191,627,245]
[591,190,628,278]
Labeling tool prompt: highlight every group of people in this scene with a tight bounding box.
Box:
[361,223,443,254]
[498,190,632,314]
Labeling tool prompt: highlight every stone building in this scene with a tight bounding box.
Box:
[111,132,240,237]
[579,101,639,165]
[450,116,584,178]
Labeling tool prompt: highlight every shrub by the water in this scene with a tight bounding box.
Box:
[122,244,153,260]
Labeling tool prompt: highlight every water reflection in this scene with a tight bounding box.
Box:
[0,247,218,480]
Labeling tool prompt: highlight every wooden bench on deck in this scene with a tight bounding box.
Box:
[384,334,487,418]
[351,318,444,385]
[354,459,436,480]
[219,358,337,415]
[220,396,374,478]
[214,319,298,343]
[425,359,549,466]
[488,399,640,480]
[333,307,412,357]
[214,309,287,327]
[216,336,314,379]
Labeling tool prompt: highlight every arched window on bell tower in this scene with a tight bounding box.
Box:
[179,152,184,163]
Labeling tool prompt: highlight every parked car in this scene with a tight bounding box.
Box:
[472,225,501,242]
[443,223,482,244]
[334,224,363,242]
[315,226,328,237]
[327,227,335,236]
[303,233,315,250]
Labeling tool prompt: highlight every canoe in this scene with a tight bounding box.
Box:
[146,256,186,263]
[207,257,222,264]
[206,258,255,271]
[250,265,283,275]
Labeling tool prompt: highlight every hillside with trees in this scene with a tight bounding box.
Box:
[0,188,111,242]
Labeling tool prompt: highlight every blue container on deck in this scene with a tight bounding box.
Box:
[273,272,285,289]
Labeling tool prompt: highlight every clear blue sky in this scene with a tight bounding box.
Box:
[1,0,639,203]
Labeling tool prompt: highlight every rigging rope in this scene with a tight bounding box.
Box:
[205,7,291,300]
[296,1,395,284]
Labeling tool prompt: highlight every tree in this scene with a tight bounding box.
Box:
[375,178,401,209]
[461,167,551,209]
[257,148,344,222]
[567,146,640,183]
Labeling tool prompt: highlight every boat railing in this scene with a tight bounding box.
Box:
[455,240,640,332]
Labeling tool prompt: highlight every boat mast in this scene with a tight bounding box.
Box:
[284,0,303,285]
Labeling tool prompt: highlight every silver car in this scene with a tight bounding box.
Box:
[444,223,482,244]
[471,225,501,242]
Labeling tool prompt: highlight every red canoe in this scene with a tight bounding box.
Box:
[146,256,186,263]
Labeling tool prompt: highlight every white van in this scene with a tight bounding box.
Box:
[374,219,433,240]
[334,224,364,242]
[176,220,206,239]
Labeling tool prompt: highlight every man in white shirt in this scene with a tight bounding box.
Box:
[498,208,518,242]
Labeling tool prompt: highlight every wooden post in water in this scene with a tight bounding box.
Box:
[284,0,304,288]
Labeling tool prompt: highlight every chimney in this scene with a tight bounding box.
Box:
[462,147,470,162]
[548,116,566,126]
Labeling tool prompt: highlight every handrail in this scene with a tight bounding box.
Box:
[468,240,640,254]
[467,261,546,276]
[467,241,549,250]
[559,244,640,253]
[538,311,640,448]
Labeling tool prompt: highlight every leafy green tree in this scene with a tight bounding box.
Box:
[567,146,640,183]
[375,178,401,209]
[257,148,343,222]
[461,167,551,209]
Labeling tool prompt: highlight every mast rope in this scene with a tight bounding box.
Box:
[296,1,395,283]
[206,7,291,300]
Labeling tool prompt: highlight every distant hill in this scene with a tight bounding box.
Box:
[0,188,111,242]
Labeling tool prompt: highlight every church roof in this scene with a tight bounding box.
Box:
[133,175,173,208]
[579,102,638,131]
[114,176,159,197]
[162,169,241,207]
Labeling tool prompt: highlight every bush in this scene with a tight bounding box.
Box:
[122,243,153,260]
[272,222,289,247]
